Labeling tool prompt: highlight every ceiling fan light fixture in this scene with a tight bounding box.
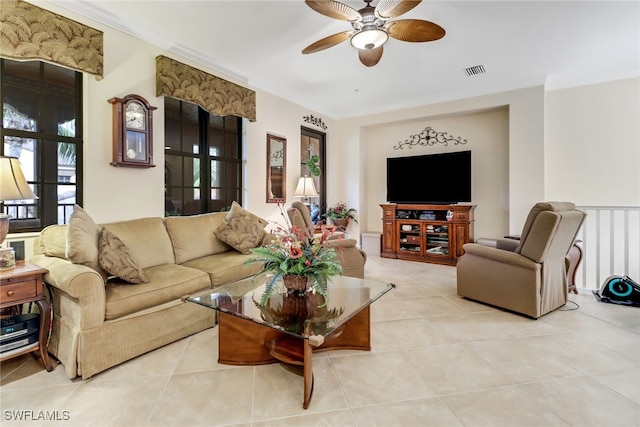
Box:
[303,0,445,66]
[350,25,388,50]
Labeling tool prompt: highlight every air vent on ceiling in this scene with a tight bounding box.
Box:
[464,65,486,76]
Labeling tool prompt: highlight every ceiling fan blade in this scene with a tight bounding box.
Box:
[375,0,422,19]
[387,19,445,42]
[302,30,355,54]
[305,0,361,22]
[359,46,384,67]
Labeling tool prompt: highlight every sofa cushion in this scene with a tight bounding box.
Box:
[104,264,210,320]
[67,205,107,280]
[164,212,231,264]
[98,228,146,284]
[181,251,262,287]
[226,201,268,227]
[102,217,175,269]
[40,224,68,259]
[214,211,266,255]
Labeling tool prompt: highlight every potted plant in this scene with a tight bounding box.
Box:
[245,204,343,305]
[305,154,321,177]
[324,201,358,230]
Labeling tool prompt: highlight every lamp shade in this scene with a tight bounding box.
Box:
[0,156,37,246]
[350,25,389,50]
[294,176,318,197]
[0,156,37,201]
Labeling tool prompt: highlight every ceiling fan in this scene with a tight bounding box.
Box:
[302,0,445,67]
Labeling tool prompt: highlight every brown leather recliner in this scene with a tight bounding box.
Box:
[287,202,367,279]
[457,202,586,318]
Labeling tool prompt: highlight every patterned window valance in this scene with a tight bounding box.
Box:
[0,0,104,79]
[156,55,256,122]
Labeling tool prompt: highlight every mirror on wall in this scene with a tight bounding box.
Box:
[301,127,326,223]
[266,133,286,203]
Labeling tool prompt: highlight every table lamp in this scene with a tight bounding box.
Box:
[294,176,318,204]
[0,156,38,269]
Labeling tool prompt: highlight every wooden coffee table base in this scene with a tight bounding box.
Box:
[217,306,371,409]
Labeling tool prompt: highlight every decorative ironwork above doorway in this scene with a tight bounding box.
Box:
[302,114,327,131]
[394,126,467,150]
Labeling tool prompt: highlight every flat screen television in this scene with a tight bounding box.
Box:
[386,150,471,204]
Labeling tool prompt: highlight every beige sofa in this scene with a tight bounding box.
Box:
[31,202,369,380]
[30,205,268,379]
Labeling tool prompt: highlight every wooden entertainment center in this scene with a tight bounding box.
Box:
[380,204,476,266]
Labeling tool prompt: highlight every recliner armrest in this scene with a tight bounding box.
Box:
[462,243,539,270]
[475,237,519,252]
[496,238,519,252]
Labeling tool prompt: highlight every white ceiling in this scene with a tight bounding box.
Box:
[53,0,639,119]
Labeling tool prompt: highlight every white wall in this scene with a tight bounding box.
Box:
[335,86,546,239]
[82,26,165,223]
[330,78,639,243]
[27,1,335,227]
[245,90,336,226]
[545,77,640,205]
[8,2,639,260]
[360,108,509,239]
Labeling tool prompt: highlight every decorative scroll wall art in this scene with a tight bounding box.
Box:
[302,114,327,131]
[156,55,256,122]
[394,126,468,150]
[0,0,104,79]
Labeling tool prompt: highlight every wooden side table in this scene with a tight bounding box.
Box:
[0,261,53,371]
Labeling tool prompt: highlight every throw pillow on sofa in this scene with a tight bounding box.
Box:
[40,224,68,259]
[98,228,146,284]
[226,201,268,227]
[215,202,267,255]
[67,204,108,280]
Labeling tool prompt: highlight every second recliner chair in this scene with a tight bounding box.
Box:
[457,202,586,318]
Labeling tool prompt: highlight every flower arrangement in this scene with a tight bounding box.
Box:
[325,201,358,223]
[245,204,343,305]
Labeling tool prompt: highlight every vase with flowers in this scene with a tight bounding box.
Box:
[324,201,358,231]
[245,204,343,306]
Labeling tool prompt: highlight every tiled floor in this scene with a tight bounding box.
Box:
[1,256,639,426]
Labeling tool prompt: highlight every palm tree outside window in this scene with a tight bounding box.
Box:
[1,59,83,232]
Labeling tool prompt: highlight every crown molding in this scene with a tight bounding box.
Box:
[49,0,249,84]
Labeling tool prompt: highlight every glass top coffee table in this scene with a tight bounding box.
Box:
[186,274,394,409]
